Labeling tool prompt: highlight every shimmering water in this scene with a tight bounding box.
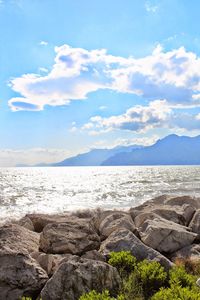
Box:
[1,166,200,221]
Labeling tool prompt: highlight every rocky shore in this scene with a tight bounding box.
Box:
[1,195,200,299]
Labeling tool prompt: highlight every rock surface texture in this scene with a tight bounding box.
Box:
[41,258,121,300]
[0,195,199,299]
[39,218,100,254]
[0,252,48,300]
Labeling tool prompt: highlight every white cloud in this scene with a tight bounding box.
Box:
[91,135,159,149]
[8,44,200,111]
[0,148,72,167]
[40,41,48,46]
[83,100,171,133]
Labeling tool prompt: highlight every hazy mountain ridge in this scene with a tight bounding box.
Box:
[102,134,200,165]
[16,134,200,167]
[51,145,142,166]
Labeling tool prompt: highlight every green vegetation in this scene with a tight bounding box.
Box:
[108,250,136,277]
[80,251,200,300]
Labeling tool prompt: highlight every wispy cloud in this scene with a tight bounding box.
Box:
[145,1,159,13]
[0,148,72,167]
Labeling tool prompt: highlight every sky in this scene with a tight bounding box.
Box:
[1,0,200,166]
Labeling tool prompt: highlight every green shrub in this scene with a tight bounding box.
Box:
[136,260,167,299]
[121,270,144,300]
[120,259,167,300]
[151,285,200,300]
[79,290,122,300]
[169,266,196,289]
[108,251,136,277]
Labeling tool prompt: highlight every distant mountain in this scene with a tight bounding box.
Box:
[51,145,143,166]
[102,134,200,166]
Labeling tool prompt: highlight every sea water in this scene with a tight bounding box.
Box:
[0,166,200,221]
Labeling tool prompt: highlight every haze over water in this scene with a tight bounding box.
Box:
[1,166,200,222]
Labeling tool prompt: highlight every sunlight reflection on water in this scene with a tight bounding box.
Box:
[0,166,200,221]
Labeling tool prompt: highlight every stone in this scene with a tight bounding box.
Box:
[99,212,137,239]
[131,202,195,228]
[170,244,200,261]
[92,209,126,232]
[41,258,121,300]
[0,223,39,254]
[100,229,173,270]
[0,252,48,300]
[17,216,35,231]
[31,252,54,276]
[82,250,106,262]
[164,196,200,209]
[196,278,200,287]
[189,209,200,234]
[138,216,197,253]
[40,218,100,254]
[26,213,71,232]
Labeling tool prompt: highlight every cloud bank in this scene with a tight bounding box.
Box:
[8,44,200,111]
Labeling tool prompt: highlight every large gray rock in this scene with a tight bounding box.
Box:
[189,209,200,234]
[0,252,48,300]
[138,216,197,253]
[100,229,173,270]
[40,218,100,254]
[41,258,121,300]
[99,212,137,240]
[0,223,39,254]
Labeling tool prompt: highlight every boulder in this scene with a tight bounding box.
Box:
[40,218,100,254]
[164,196,200,209]
[189,209,200,234]
[41,258,121,300]
[99,212,137,239]
[131,202,195,227]
[92,209,127,232]
[100,229,173,270]
[0,252,48,300]
[138,216,197,253]
[26,213,71,232]
[0,223,39,254]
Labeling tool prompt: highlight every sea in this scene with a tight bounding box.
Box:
[1,165,200,222]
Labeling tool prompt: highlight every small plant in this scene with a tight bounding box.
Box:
[151,285,200,300]
[121,270,144,300]
[79,290,121,300]
[108,251,136,277]
[169,265,196,289]
[136,260,167,299]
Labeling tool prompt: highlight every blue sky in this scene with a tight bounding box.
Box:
[1,0,200,166]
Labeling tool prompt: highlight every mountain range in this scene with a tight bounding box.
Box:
[17,134,200,167]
